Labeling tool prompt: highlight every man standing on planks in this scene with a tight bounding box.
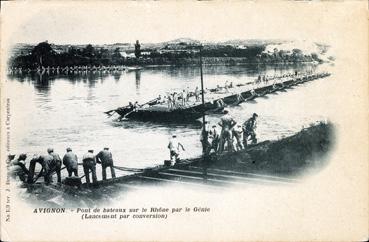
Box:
[82,149,98,185]
[96,147,116,180]
[62,147,78,177]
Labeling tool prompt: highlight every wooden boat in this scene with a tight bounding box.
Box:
[125,106,204,123]
[107,72,331,123]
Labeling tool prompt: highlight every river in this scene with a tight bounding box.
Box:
[6,63,333,175]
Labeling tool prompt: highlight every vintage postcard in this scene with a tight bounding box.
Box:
[1,1,368,241]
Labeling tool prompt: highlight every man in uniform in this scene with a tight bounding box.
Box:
[96,147,116,180]
[27,152,61,185]
[9,154,29,182]
[194,87,200,102]
[63,147,78,177]
[209,125,220,153]
[200,122,211,156]
[242,113,258,147]
[47,148,62,183]
[82,149,98,185]
[233,124,244,151]
[218,109,237,153]
[168,134,185,163]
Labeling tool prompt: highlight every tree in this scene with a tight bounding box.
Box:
[112,48,122,65]
[135,40,141,58]
[31,41,55,66]
[83,44,95,57]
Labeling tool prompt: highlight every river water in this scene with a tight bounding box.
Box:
[6,63,333,172]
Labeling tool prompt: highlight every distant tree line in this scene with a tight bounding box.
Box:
[10,42,125,68]
[9,41,322,68]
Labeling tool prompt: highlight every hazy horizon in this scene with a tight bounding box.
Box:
[2,2,334,47]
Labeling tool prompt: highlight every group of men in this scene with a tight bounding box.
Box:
[167,110,259,163]
[165,86,201,110]
[215,81,234,93]
[201,110,258,155]
[9,147,116,186]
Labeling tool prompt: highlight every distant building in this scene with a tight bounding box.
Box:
[121,51,136,59]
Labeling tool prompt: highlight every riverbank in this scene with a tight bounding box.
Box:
[199,121,333,178]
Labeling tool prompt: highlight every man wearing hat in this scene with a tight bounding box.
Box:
[27,153,57,184]
[46,148,62,183]
[96,147,116,180]
[63,148,78,177]
[82,149,97,185]
[242,113,259,147]
[9,153,29,182]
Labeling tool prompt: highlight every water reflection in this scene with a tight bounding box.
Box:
[135,70,141,95]
[8,63,317,95]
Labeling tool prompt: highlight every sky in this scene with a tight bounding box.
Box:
[1,1,356,46]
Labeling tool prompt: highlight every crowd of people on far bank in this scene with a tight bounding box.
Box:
[8,147,117,187]
[167,110,258,163]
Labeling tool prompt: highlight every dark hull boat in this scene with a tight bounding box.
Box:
[107,72,331,123]
[125,108,204,123]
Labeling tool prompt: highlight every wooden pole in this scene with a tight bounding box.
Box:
[199,46,208,178]
[200,46,206,126]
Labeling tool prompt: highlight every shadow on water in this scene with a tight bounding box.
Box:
[110,118,202,130]
[135,70,141,95]
[145,63,317,79]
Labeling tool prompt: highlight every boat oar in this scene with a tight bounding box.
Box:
[105,109,116,116]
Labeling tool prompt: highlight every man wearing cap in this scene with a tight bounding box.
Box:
[27,153,55,184]
[168,134,185,163]
[82,150,98,185]
[63,148,78,177]
[242,113,258,147]
[9,154,29,182]
[46,148,62,183]
[218,109,237,153]
[96,147,116,180]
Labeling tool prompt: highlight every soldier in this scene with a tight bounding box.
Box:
[218,109,237,153]
[82,150,97,185]
[167,94,173,110]
[27,152,60,185]
[200,122,211,156]
[209,125,220,153]
[62,148,78,177]
[96,147,116,180]
[168,134,185,163]
[242,113,258,147]
[194,87,200,102]
[181,90,186,107]
[47,148,62,183]
[9,154,29,182]
[232,124,244,151]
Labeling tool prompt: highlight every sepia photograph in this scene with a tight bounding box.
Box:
[1,1,368,241]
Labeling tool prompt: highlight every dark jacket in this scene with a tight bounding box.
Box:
[96,150,113,166]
